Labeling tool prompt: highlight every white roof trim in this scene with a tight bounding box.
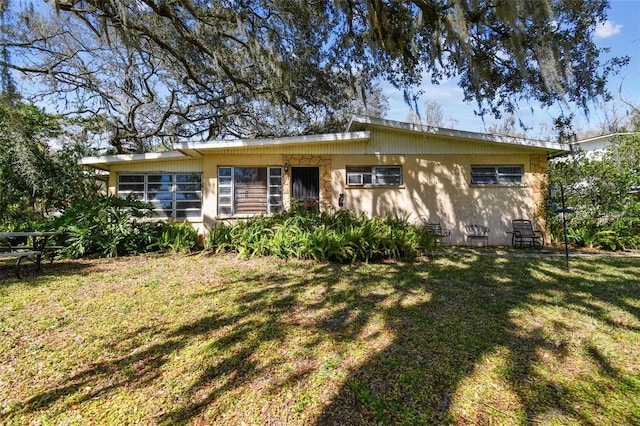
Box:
[347,115,569,152]
[574,132,639,145]
[78,151,188,170]
[79,132,371,170]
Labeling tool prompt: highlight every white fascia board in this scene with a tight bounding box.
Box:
[348,115,569,153]
[574,134,615,145]
[173,131,370,154]
[575,132,638,144]
[78,151,187,170]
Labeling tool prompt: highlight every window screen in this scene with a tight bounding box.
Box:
[118,173,202,219]
[217,167,283,216]
[346,166,402,186]
[470,166,523,185]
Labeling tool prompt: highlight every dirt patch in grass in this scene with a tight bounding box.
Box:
[1,253,639,425]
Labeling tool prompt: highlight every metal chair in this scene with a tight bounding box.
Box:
[465,224,489,247]
[511,219,544,248]
[423,222,451,246]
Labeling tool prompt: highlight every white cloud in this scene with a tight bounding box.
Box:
[595,20,623,39]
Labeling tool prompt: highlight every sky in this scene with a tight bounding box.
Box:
[9,1,639,141]
[381,0,640,139]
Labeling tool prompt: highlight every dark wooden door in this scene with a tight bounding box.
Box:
[291,167,319,200]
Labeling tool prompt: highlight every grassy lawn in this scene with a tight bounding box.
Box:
[1,251,639,425]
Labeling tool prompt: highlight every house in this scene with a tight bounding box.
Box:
[559,131,640,196]
[570,132,639,160]
[79,116,569,246]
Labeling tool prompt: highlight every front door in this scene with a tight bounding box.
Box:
[291,167,320,201]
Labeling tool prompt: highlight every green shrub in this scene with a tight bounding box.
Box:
[546,133,640,251]
[39,195,437,262]
[48,195,153,257]
[204,206,436,263]
[152,221,202,253]
[203,223,235,254]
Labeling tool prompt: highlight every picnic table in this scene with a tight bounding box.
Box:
[0,231,61,278]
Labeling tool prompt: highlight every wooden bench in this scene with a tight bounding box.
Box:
[0,250,43,278]
[1,231,61,278]
[1,243,62,263]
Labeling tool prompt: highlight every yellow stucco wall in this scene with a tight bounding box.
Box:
[104,144,550,245]
[107,172,117,196]
[331,153,545,246]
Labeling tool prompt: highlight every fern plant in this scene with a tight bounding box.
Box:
[153,221,201,253]
[203,205,436,263]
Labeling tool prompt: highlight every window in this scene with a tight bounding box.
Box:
[118,173,202,219]
[470,166,523,185]
[218,167,283,216]
[346,166,402,186]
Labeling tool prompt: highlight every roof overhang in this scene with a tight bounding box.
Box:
[78,151,188,171]
[347,115,570,156]
[78,132,371,171]
[173,131,370,156]
[79,116,574,171]
[574,132,639,145]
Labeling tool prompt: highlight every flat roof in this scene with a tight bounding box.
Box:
[78,151,188,171]
[574,132,639,145]
[79,116,572,170]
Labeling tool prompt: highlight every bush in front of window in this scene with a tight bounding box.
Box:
[288,198,320,214]
[49,194,203,258]
[152,221,202,254]
[204,205,438,263]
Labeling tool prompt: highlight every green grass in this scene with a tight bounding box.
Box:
[1,251,639,425]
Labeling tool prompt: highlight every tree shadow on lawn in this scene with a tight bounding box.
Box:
[3,259,312,423]
[4,255,639,425]
[5,304,253,421]
[160,255,640,424]
[0,259,97,284]
[313,256,640,425]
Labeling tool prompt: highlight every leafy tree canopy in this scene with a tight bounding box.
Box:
[547,132,640,249]
[0,0,628,152]
[0,97,98,224]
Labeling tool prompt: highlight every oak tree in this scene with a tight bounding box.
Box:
[1,0,628,152]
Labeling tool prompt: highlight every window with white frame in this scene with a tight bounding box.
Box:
[470,165,523,185]
[117,173,202,219]
[218,166,283,216]
[346,166,402,186]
